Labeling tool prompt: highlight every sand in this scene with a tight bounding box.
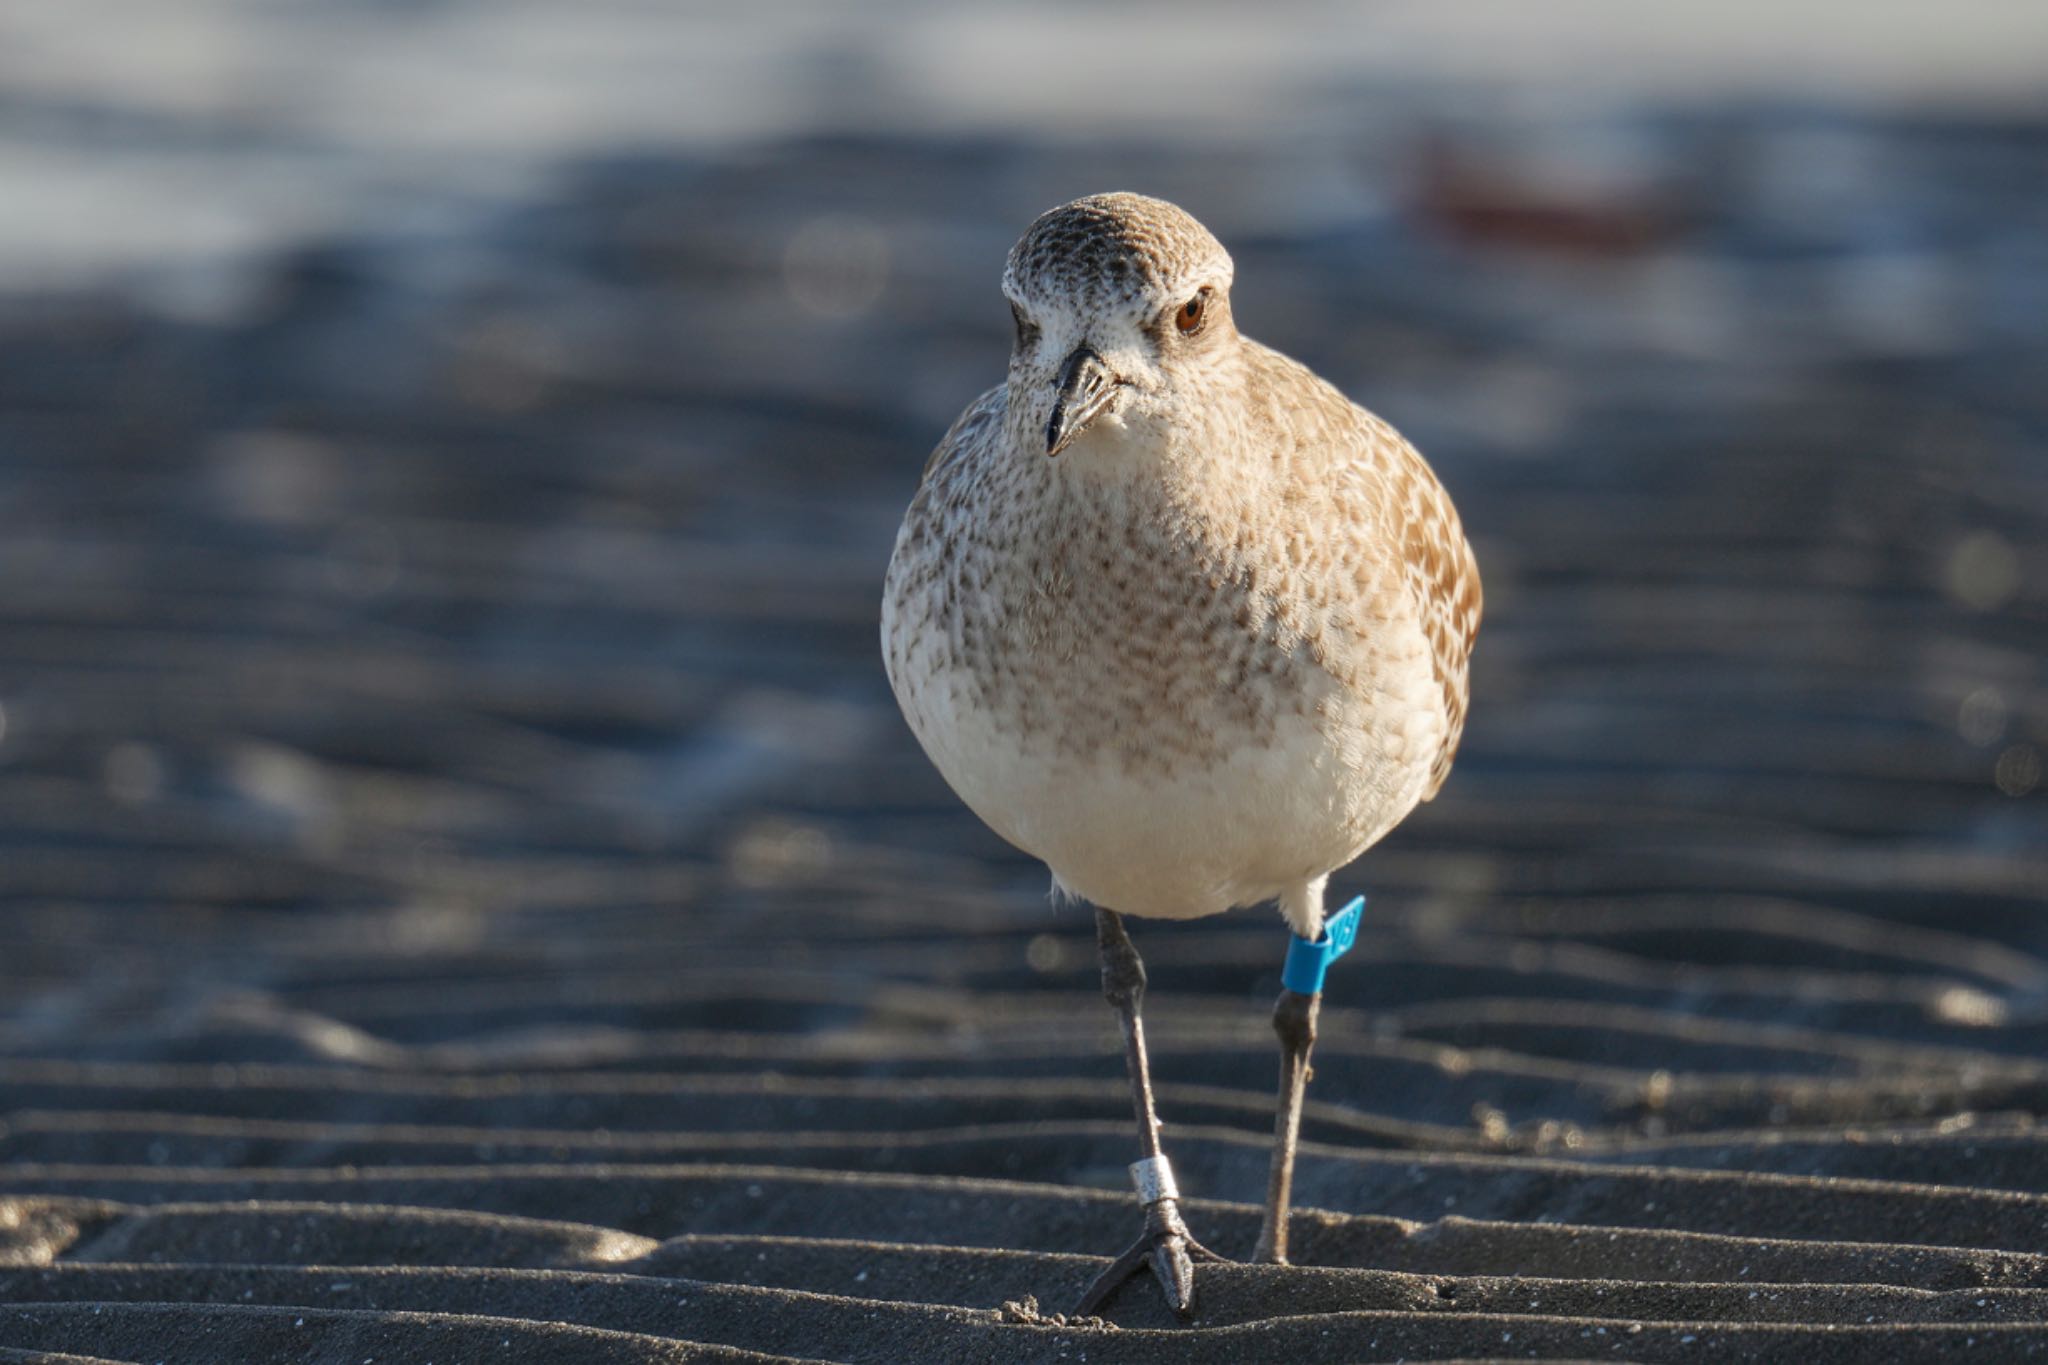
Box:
[0,61,2043,1365]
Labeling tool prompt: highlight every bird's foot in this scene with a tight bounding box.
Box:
[1072,1190,1224,1318]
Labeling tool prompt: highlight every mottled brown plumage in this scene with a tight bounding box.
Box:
[884,193,1480,936]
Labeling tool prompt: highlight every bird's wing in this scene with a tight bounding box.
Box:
[922,385,1007,483]
[1377,422,1483,799]
[1253,342,1482,799]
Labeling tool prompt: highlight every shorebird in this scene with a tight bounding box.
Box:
[880,193,1481,1316]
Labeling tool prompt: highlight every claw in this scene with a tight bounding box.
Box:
[1071,1197,1221,1319]
[1148,1227,1197,1315]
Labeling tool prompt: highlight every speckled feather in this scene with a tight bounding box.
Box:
[883,194,1479,934]
[1003,195,1228,312]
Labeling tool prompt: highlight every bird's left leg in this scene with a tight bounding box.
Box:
[1071,907,1222,1319]
[1254,895,1364,1265]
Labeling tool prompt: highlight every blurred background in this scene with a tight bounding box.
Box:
[0,1,2045,1358]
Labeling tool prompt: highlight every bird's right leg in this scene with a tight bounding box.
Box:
[1071,907,1220,1319]
[1252,984,1319,1263]
[1254,894,1364,1265]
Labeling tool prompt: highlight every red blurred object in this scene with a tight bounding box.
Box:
[1409,132,1683,256]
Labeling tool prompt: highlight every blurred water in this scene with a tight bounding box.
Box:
[4,1,2047,291]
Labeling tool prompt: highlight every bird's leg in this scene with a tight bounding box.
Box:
[1071,907,1221,1319]
[1254,894,1365,1266]
[1252,986,1319,1263]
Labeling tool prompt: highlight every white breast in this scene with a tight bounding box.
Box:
[883,552,1444,923]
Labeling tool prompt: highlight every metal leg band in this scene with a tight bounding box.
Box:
[1129,1153,1179,1205]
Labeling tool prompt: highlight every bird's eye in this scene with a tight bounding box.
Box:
[1174,289,1210,335]
[1011,303,1039,349]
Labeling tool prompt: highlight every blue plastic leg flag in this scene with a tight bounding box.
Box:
[1280,895,1365,996]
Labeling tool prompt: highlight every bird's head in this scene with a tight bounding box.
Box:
[1001,193,1239,460]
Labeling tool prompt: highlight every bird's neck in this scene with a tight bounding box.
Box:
[1026,375,1255,497]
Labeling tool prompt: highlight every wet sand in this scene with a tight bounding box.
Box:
[0,97,2043,1364]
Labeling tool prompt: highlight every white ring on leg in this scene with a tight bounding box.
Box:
[1129,1154,1179,1205]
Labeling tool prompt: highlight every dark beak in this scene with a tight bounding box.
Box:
[1045,345,1123,457]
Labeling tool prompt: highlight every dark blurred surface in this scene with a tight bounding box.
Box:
[2,119,2041,963]
[0,8,2046,1360]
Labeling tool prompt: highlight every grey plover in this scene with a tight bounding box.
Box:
[880,192,1481,1316]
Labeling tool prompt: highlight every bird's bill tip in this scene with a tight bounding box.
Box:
[1045,345,1122,457]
